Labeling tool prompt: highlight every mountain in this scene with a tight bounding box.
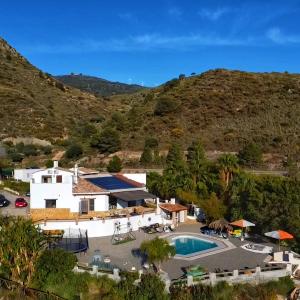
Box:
[1,36,299,154]
[0,37,114,140]
[54,74,146,96]
[111,69,300,153]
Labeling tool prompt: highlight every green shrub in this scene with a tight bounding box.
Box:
[154,97,181,116]
[42,145,52,155]
[65,143,83,159]
[140,147,153,166]
[32,248,77,289]
[9,152,23,162]
[45,160,53,168]
[145,137,158,148]
[238,142,262,167]
[90,128,121,154]
[23,144,38,157]
[107,155,122,173]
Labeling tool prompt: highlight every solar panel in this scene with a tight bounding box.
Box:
[87,176,136,190]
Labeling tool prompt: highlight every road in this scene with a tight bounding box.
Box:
[0,190,29,217]
[123,168,288,177]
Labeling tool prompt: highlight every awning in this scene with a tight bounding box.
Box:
[111,190,156,202]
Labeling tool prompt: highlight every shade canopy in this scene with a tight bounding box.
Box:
[209,218,233,231]
[230,219,255,228]
[264,230,294,240]
[111,190,156,202]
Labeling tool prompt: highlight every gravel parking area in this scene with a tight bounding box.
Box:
[0,191,29,217]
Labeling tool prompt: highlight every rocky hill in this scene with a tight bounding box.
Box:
[111,69,300,153]
[55,74,146,96]
[0,37,299,154]
[0,37,115,140]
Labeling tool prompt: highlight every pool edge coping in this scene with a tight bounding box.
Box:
[160,232,236,260]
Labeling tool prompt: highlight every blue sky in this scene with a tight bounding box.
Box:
[1,0,300,86]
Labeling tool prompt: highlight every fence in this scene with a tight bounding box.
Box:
[0,276,65,300]
[48,228,89,253]
[171,264,293,288]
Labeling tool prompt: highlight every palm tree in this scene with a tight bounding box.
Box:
[217,154,239,189]
[140,237,176,272]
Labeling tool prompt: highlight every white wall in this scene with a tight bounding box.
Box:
[31,169,74,210]
[38,212,163,237]
[14,169,43,182]
[123,173,147,185]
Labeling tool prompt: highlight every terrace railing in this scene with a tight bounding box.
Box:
[170,263,292,287]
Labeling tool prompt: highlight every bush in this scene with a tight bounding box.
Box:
[238,143,262,167]
[45,160,53,168]
[140,147,153,166]
[9,152,23,162]
[107,156,122,173]
[90,128,121,154]
[154,97,181,116]
[42,145,52,155]
[144,137,158,148]
[65,144,83,159]
[23,144,38,157]
[32,248,77,289]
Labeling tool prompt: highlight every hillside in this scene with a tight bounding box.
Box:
[0,37,115,140]
[111,69,300,153]
[55,74,146,96]
[0,36,299,154]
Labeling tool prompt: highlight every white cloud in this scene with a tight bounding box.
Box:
[168,7,182,18]
[21,32,255,55]
[118,12,133,21]
[266,27,300,44]
[198,7,230,21]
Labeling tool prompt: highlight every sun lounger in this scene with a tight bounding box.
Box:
[242,243,273,254]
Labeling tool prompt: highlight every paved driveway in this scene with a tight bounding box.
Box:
[0,190,29,217]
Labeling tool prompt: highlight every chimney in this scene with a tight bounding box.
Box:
[53,160,58,168]
[156,197,161,214]
[74,164,78,184]
[170,198,176,204]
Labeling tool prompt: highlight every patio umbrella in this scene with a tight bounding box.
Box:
[209,218,233,231]
[264,230,294,250]
[230,219,255,240]
[230,219,255,228]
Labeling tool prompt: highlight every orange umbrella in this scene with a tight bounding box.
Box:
[230,219,255,228]
[264,230,294,240]
[265,230,294,250]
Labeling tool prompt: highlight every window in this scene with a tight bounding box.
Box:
[45,199,56,208]
[56,175,62,183]
[42,176,52,183]
[89,199,95,211]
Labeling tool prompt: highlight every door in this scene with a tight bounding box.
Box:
[80,199,88,214]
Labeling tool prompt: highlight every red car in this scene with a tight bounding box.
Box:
[15,198,28,208]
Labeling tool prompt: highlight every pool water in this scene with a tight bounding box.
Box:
[172,236,218,256]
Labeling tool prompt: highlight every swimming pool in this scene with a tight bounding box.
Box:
[171,235,218,256]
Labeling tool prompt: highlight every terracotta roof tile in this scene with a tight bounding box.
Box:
[160,203,187,213]
[73,178,107,194]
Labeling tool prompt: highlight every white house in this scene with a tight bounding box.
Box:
[30,161,156,214]
[14,168,44,182]
[30,161,164,238]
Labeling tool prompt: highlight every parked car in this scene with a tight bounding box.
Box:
[15,197,28,208]
[0,194,10,207]
[25,191,30,197]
